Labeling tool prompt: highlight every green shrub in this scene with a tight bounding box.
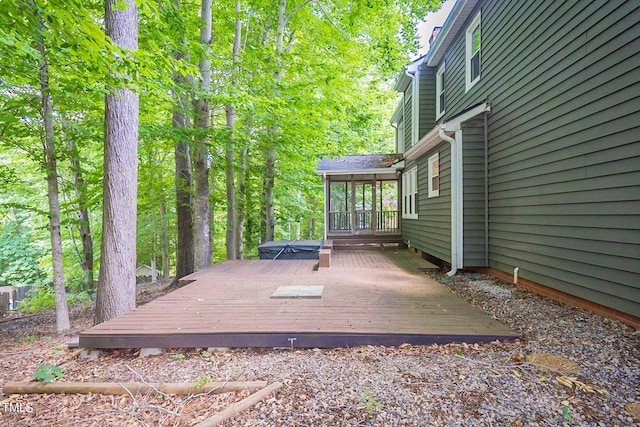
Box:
[20,285,92,313]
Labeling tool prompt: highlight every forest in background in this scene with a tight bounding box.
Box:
[0,0,440,325]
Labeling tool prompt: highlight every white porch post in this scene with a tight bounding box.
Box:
[323,172,328,241]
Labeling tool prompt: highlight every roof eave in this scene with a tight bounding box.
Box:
[316,167,402,176]
[425,0,479,67]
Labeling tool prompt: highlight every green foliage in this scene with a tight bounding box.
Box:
[19,284,91,313]
[359,388,383,412]
[18,284,54,312]
[34,363,64,383]
[1,0,442,287]
[194,375,213,389]
[0,221,47,288]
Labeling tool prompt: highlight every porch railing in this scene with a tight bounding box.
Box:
[328,210,399,234]
[329,211,352,232]
[377,210,399,233]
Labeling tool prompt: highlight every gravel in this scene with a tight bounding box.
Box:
[1,272,638,426]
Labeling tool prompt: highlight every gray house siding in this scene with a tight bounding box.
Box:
[418,65,436,137]
[402,145,452,263]
[399,0,639,316]
[484,0,640,317]
[403,87,413,151]
[461,119,487,267]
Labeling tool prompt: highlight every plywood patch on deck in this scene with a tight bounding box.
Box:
[271,285,324,299]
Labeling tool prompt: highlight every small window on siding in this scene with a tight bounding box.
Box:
[428,153,440,198]
[402,167,418,219]
[465,13,481,92]
[436,63,445,119]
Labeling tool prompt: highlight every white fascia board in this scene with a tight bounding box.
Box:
[394,59,421,92]
[391,101,403,124]
[395,72,411,92]
[316,167,401,176]
[444,102,491,131]
[404,125,442,161]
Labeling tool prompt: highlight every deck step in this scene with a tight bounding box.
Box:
[331,236,404,250]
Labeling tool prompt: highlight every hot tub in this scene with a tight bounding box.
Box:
[258,240,322,260]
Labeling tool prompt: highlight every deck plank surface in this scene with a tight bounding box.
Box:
[80,250,517,348]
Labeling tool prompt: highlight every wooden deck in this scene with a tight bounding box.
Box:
[79,250,517,349]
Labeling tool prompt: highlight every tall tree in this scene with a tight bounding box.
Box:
[95,0,139,324]
[171,0,195,280]
[64,133,94,294]
[33,5,70,333]
[225,0,242,259]
[193,0,213,269]
[261,0,290,243]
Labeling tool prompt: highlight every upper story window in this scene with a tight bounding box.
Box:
[428,153,440,198]
[402,167,418,219]
[436,63,445,119]
[465,12,481,92]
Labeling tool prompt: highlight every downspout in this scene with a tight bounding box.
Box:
[439,126,463,277]
[483,112,489,266]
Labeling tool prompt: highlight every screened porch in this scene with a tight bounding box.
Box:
[327,180,399,235]
[317,154,403,240]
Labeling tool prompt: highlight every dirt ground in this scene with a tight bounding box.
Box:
[1,275,638,426]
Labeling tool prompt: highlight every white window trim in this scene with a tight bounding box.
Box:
[428,153,440,198]
[402,167,418,219]
[436,63,445,120]
[465,12,481,92]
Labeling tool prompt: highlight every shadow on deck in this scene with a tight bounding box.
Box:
[79,250,517,349]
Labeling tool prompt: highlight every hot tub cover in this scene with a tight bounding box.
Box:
[258,240,322,260]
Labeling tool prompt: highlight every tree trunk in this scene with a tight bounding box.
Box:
[173,116,194,279]
[95,0,138,325]
[172,43,195,280]
[35,10,70,333]
[262,0,287,244]
[225,107,237,259]
[66,137,94,294]
[225,0,242,260]
[263,148,276,242]
[159,203,170,280]
[150,216,158,283]
[193,0,213,269]
[151,253,158,283]
[236,144,248,259]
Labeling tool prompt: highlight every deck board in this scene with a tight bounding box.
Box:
[79,250,517,348]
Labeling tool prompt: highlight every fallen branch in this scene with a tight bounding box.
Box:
[3,381,268,396]
[195,382,283,427]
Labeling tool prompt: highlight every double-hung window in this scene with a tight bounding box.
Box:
[436,63,445,119]
[428,153,440,198]
[465,13,481,92]
[402,167,418,219]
